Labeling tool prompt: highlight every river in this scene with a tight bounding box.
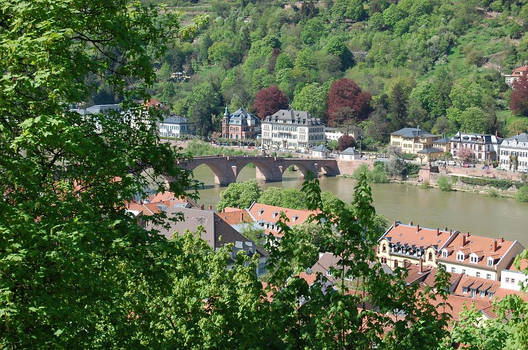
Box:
[191,165,528,246]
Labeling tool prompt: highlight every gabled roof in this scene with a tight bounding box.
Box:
[248,203,318,237]
[340,147,359,155]
[439,233,517,269]
[391,127,436,138]
[160,115,190,124]
[503,132,528,143]
[312,144,329,152]
[433,137,450,144]
[379,222,457,251]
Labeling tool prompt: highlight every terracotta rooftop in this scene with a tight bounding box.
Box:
[511,66,528,75]
[218,208,254,226]
[439,233,514,269]
[248,203,318,236]
[380,222,456,251]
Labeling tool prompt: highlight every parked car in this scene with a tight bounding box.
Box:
[447,161,456,166]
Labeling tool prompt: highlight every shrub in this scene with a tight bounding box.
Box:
[437,176,452,192]
[353,163,370,180]
[369,163,389,183]
[421,181,430,189]
[515,185,528,202]
[488,188,499,198]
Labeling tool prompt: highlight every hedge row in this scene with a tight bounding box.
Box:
[457,176,523,190]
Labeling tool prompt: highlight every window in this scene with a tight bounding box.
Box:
[470,254,479,263]
[394,260,399,268]
[457,252,465,261]
[442,250,448,258]
[476,272,481,278]
[462,269,466,274]
[487,257,494,267]
[451,267,456,273]
[506,277,510,283]
[382,245,386,253]
[512,278,516,284]
[486,274,491,280]
[272,211,278,218]
[428,252,433,261]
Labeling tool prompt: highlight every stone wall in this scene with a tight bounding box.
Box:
[336,160,373,176]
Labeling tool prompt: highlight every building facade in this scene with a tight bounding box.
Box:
[377,222,459,270]
[500,259,528,291]
[390,127,440,155]
[438,233,524,281]
[221,107,260,140]
[158,115,195,138]
[504,66,528,87]
[261,109,325,150]
[499,133,528,172]
[450,132,500,162]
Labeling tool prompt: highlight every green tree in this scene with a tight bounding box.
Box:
[186,83,221,136]
[458,106,489,133]
[217,181,262,211]
[0,0,204,346]
[437,176,453,191]
[292,83,328,119]
[259,187,285,207]
[516,185,528,202]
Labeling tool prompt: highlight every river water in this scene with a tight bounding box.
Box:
[192,165,528,246]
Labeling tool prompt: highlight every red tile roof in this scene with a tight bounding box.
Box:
[248,203,318,236]
[440,233,514,268]
[381,222,456,250]
[512,66,528,75]
[218,208,253,226]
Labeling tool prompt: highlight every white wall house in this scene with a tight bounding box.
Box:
[158,115,195,138]
[500,259,528,291]
[339,147,361,160]
[261,109,325,151]
[437,233,524,281]
[450,132,501,162]
[499,133,528,172]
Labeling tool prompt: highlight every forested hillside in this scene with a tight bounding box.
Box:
[149,0,528,146]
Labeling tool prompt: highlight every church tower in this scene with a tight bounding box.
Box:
[222,106,230,139]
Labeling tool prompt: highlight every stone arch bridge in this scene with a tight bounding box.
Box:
[176,156,340,186]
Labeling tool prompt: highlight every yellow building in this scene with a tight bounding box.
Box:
[390,127,440,155]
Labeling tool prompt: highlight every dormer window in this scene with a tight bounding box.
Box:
[258,209,264,215]
[487,257,494,267]
[272,211,278,218]
[441,249,448,258]
[469,253,479,264]
[292,216,299,222]
[456,251,465,261]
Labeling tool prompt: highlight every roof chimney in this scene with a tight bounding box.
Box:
[501,237,504,243]
[437,228,440,236]
[462,235,467,246]
[419,258,424,273]
[493,240,498,252]
[394,221,399,227]
[416,224,421,232]
[409,221,413,226]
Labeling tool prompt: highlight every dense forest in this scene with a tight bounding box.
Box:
[143,0,528,147]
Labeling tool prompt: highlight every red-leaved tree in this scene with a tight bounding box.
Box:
[254,86,289,119]
[338,134,356,151]
[510,77,528,116]
[327,78,371,126]
[457,147,475,164]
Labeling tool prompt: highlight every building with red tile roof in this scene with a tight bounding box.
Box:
[438,232,524,281]
[505,65,528,86]
[247,202,318,238]
[377,221,459,270]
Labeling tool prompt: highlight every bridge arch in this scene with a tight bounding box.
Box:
[188,160,236,186]
[235,160,282,183]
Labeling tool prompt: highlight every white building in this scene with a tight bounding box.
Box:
[261,109,325,151]
[450,132,501,162]
[312,144,329,158]
[500,259,528,291]
[339,147,361,160]
[499,133,528,172]
[325,127,361,142]
[504,66,528,87]
[158,115,195,138]
[438,233,524,281]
